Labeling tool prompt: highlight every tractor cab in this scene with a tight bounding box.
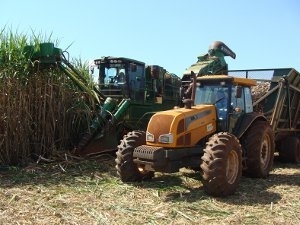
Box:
[194,75,256,133]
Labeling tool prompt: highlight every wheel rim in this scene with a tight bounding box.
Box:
[260,134,271,169]
[226,150,239,184]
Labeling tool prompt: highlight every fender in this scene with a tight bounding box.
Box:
[233,112,268,139]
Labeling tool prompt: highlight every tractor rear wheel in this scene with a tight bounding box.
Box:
[115,130,154,182]
[278,136,300,163]
[242,120,275,178]
[201,132,242,197]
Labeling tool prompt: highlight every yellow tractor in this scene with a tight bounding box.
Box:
[115,71,276,197]
[115,42,300,197]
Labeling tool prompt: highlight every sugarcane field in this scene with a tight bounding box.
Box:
[1,27,300,225]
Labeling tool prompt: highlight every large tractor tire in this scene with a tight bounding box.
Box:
[242,120,275,178]
[115,130,154,182]
[201,132,242,197]
[278,136,300,163]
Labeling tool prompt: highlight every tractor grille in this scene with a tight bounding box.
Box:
[133,145,164,161]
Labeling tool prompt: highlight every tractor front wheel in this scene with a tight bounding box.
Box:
[115,130,154,182]
[201,132,242,197]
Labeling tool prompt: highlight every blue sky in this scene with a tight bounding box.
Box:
[2,0,299,77]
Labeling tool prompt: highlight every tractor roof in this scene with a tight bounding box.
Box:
[196,75,257,86]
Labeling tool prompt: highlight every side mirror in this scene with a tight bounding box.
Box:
[235,86,242,98]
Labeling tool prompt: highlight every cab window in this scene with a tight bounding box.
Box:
[244,87,253,113]
[231,86,253,113]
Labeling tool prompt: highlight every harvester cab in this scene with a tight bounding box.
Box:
[92,57,146,102]
[91,56,180,104]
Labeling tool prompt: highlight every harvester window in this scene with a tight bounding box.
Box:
[128,64,146,101]
[116,71,126,84]
[102,67,118,84]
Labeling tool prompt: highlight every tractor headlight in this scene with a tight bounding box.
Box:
[158,133,173,144]
[146,132,154,142]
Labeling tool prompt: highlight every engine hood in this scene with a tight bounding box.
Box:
[146,105,217,147]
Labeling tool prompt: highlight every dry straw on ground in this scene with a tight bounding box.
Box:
[0,154,299,225]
